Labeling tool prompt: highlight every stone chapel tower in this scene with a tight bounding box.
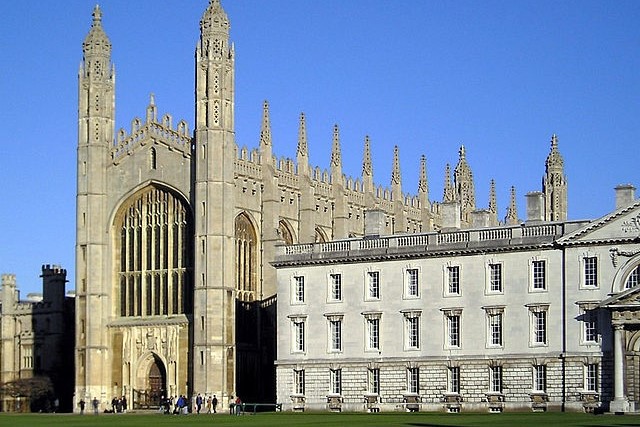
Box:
[75,5,114,404]
[193,0,237,399]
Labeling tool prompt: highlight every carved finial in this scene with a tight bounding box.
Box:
[505,186,518,225]
[459,145,466,159]
[418,155,428,195]
[149,93,156,106]
[260,100,271,147]
[391,146,401,186]
[331,125,341,168]
[362,136,373,177]
[297,112,308,157]
[92,5,102,25]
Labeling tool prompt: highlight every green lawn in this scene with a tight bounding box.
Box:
[0,412,638,427]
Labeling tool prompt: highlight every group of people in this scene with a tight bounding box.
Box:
[160,394,219,415]
[110,396,128,413]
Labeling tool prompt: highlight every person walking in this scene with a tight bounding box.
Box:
[212,394,218,413]
[92,397,99,415]
[79,399,85,415]
[196,393,203,414]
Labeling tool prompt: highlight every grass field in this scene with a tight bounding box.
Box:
[0,412,638,427]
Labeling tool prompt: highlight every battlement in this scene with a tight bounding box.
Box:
[112,96,191,163]
[1,273,16,287]
[41,264,66,276]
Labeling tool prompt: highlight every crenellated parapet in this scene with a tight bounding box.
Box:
[111,96,191,163]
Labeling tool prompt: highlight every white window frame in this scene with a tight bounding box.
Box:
[289,315,307,353]
[366,270,380,300]
[445,265,461,296]
[328,273,342,302]
[405,267,420,298]
[447,315,461,348]
[487,262,503,293]
[402,310,421,350]
[448,366,460,394]
[533,364,547,393]
[585,363,598,392]
[292,275,305,304]
[330,368,342,395]
[330,319,342,352]
[294,369,305,395]
[366,317,380,351]
[489,365,502,394]
[527,304,549,347]
[625,265,640,289]
[582,255,598,288]
[368,368,380,395]
[407,367,420,394]
[489,312,503,347]
[530,259,547,291]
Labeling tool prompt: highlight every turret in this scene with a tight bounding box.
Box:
[454,145,476,224]
[76,5,114,408]
[362,136,374,197]
[543,134,567,221]
[296,113,309,176]
[259,101,273,164]
[41,264,67,311]
[391,146,402,200]
[1,274,17,309]
[505,186,519,225]
[193,0,237,401]
[330,125,343,185]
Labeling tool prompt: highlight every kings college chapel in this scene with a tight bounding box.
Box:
[73,0,571,409]
[6,0,640,411]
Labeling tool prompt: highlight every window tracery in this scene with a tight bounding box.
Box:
[116,186,191,317]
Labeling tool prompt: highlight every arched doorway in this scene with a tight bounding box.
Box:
[134,354,166,409]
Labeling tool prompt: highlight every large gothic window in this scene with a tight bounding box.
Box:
[235,213,257,302]
[116,186,192,317]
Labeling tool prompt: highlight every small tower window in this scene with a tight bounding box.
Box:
[150,147,157,170]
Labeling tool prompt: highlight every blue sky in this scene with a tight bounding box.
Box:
[1,0,638,295]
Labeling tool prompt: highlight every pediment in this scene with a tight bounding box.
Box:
[558,200,640,245]
[600,285,640,309]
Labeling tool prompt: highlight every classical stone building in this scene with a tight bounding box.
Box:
[274,186,640,413]
[75,1,570,411]
[0,266,74,412]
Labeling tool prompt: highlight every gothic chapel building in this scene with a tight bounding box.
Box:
[75,1,569,410]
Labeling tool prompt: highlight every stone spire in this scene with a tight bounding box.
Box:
[505,186,519,225]
[82,5,112,82]
[443,163,455,202]
[391,146,402,200]
[488,179,498,226]
[454,145,476,223]
[362,136,374,194]
[200,0,230,41]
[330,125,343,184]
[259,100,273,162]
[296,112,309,176]
[543,134,567,221]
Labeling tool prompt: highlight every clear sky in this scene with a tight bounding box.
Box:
[1,1,638,295]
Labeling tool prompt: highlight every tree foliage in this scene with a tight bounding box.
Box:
[0,376,53,399]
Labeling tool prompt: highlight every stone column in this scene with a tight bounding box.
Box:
[610,323,629,413]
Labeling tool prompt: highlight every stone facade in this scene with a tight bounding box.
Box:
[74,1,570,412]
[274,192,640,412]
[0,266,74,412]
